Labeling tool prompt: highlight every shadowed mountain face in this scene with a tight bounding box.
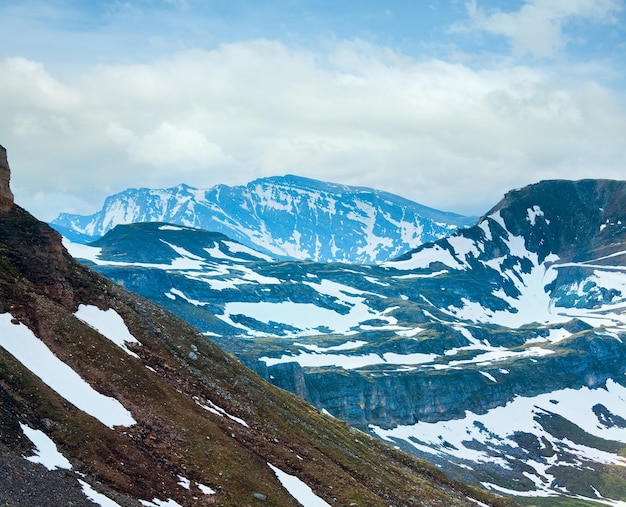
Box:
[0,152,510,506]
[50,174,477,263]
[69,178,626,505]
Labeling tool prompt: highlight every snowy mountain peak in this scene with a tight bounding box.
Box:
[387,178,626,328]
[51,175,477,263]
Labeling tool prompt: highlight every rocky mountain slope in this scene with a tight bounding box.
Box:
[50,175,476,263]
[0,147,511,506]
[69,178,626,505]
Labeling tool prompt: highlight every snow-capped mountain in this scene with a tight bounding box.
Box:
[66,178,626,505]
[0,148,505,505]
[51,175,476,263]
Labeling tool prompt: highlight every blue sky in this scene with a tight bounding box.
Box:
[1,0,625,220]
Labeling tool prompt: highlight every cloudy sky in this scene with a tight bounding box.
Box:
[1,0,625,221]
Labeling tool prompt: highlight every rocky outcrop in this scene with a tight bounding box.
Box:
[0,145,14,212]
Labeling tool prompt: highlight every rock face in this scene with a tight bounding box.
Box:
[0,145,14,212]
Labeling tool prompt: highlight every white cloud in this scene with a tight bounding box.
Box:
[462,0,622,58]
[1,57,80,111]
[106,121,234,169]
[1,39,625,222]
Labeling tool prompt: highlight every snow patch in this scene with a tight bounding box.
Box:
[193,396,249,427]
[78,479,124,507]
[20,423,72,470]
[0,314,136,428]
[526,205,546,226]
[267,463,331,507]
[224,240,273,261]
[371,380,626,498]
[139,500,184,507]
[75,305,141,358]
[261,350,437,370]
[158,225,186,231]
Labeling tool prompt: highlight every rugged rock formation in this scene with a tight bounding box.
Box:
[0,145,14,212]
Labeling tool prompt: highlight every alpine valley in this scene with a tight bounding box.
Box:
[60,174,626,506]
[0,147,514,506]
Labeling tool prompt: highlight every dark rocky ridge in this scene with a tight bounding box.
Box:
[490,179,626,263]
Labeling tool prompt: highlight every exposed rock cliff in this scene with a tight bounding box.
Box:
[0,145,14,212]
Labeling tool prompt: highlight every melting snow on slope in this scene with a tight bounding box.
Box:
[384,244,460,270]
[75,305,141,358]
[446,235,563,327]
[204,244,248,262]
[294,340,367,352]
[204,241,273,262]
[220,301,364,335]
[139,499,184,507]
[371,380,626,498]
[526,205,546,226]
[267,463,331,507]
[261,328,554,370]
[218,278,397,336]
[20,423,72,470]
[158,225,187,231]
[261,349,437,369]
[177,475,216,495]
[78,480,124,507]
[224,240,273,261]
[63,238,206,270]
[219,278,398,337]
[20,423,124,506]
[193,396,249,427]
[63,238,102,262]
[0,313,136,428]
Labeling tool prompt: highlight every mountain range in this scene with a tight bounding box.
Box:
[63,175,626,506]
[0,148,528,507]
[50,175,476,264]
[0,145,512,506]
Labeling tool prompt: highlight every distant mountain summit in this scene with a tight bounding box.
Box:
[51,175,476,263]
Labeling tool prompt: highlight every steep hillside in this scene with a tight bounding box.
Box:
[50,175,476,263]
[68,179,626,505]
[0,150,510,505]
